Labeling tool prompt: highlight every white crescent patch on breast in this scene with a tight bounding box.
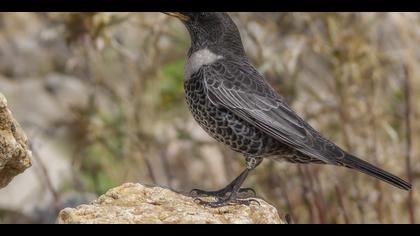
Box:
[185,48,224,80]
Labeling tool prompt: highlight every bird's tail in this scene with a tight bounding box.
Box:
[341,154,412,191]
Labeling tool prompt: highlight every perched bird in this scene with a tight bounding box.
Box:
[164,12,412,207]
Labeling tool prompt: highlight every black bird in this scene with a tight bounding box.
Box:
[164,12,412,207]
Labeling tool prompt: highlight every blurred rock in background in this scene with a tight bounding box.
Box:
[0,92,32,188]
[0,75,88,223]
[0,12,419,223]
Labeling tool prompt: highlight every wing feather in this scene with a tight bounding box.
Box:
[203,59,346,164]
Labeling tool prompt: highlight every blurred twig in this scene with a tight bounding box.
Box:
[304,166,327,224]
[403,65,415,224]
[365,73,385,223]
[30,142,61,213]
[297,165,316,223]
[334,185,350,223]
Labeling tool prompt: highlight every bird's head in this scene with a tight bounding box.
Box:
[164,12,246,57]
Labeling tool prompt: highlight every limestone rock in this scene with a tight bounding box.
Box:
[58,183,284,224]
[0,92,32,188]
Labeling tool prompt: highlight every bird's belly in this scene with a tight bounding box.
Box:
[184,76,283,157]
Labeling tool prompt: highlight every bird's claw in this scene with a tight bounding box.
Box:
[194,197,260,208]
[193,197,230,208]
[189,187,256,199]
[189,188,224,198]
[237,188,257,199]
[192,189,260,208]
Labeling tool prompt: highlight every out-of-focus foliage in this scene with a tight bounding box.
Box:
[0,13,419,224]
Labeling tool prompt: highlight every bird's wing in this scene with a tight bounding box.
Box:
[202,59,345,164]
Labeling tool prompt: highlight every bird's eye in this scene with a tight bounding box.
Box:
[199,13,208,18]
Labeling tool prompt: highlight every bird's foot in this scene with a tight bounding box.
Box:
[193,195,260,208]
[190,187,259,208]
[237,188,257,199]
[189,187,256,199]
[190,168,258,208]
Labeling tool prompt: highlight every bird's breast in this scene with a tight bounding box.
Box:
[185,48,223,80]
[184,75,290,158]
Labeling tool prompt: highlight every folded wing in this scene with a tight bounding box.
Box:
[202,59,347,165]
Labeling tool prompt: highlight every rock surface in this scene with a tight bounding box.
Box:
[0,92,32,188]
[58,183,284,224]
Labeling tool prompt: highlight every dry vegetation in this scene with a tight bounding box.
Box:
[0,13,419,223]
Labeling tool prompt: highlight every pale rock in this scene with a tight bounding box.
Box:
[58,183,284,224]
[0,92,32,188]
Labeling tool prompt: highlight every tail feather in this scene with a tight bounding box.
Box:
[341,154,412,191]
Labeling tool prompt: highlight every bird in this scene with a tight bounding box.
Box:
[163,12,412,207]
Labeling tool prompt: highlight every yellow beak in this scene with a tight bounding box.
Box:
[163,12,190,22]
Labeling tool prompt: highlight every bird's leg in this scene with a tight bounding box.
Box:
[189,172,256,199]
[191,156,262,208]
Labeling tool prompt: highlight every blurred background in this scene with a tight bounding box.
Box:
[0,12,418,224]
